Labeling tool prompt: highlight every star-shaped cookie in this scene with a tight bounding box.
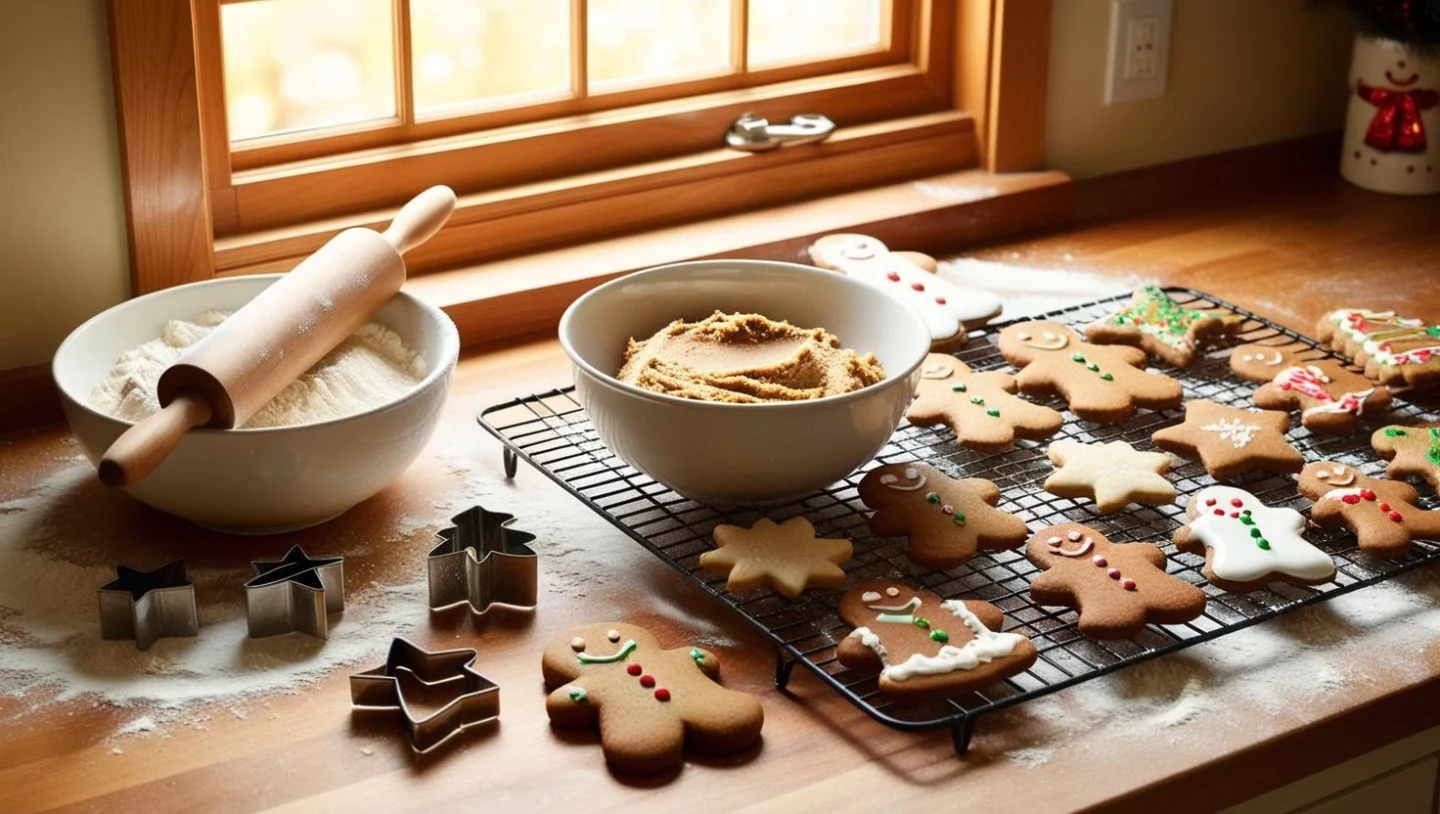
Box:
[1151,400,1304,479]
[1253,360,1391,436]
[1371,425,1440,492]
[1043,440,1176,513]
[906,353,1063,452]
[699,517,852,598]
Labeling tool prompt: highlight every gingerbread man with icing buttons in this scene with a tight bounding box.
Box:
[905,352,1063,452]
[542,622,763,774]
[997,321,1184,423]
[1297,461,1440,559]
[1026,524,1206,640]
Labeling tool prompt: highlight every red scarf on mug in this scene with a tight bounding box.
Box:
[1357,81,1439,152]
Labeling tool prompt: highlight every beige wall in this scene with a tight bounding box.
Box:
[0,0,129,371]
[1046,0,1357,178]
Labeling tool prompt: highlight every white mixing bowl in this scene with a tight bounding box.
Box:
[53,275,459,533]
[559,260,932,505]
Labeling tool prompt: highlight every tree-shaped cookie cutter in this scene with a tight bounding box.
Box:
[427,505,538,614]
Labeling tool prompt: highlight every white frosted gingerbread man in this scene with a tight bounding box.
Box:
[1174,485,1336,593]
[808,233,1003,350]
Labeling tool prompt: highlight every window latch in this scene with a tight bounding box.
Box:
[725,113,835,152]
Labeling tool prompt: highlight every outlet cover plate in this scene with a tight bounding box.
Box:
[1105,0,1172,104]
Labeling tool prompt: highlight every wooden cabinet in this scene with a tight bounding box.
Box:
[1227,728,1440,814]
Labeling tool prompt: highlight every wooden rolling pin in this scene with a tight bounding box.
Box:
[98,185,458,488]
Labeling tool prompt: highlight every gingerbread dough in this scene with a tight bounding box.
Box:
[857,463,1028,569]
[906,353,1063,452]
[997,321,1184,423]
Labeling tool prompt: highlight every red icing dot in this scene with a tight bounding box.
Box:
[1379,503,1392,512]
[911,282,925,292]
[1092,556,1108,567]
[1279,382,1292,391]
[1231,498,1243,508]
[1360,489,1377,501]
[886,271,900,282]
[1213,508,1225,516]
[1390,511,1404,522]
[1229,511,1240,518]
[639,674,656,688]
[1341,494,1361,505]
[1205,498,1217,507]
[934,296,947,305]
[626,662,642,676]
[1123,579,1137,591]
[654,688,671,701]
[1107,569,1121,580]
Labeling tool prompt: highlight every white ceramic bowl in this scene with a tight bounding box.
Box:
[53,275,459,534]
[559,260,932,505]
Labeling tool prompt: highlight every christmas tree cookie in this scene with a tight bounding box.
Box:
[1371,425,1440,492]
[997,321,1184,423]
[1174,485,1335,593]
[905,353,1063,452]
[1087,285,1243,367]
[1297,461,1440,558]
[1315,309,1440,387]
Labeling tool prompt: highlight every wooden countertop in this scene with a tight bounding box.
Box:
[4,167,1440,813]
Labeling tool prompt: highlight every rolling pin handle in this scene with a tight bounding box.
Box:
[381,185,457,256]
[98,392,215,488]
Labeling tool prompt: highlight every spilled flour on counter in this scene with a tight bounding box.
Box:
[88,311,427,428]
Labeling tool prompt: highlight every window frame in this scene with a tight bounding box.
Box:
[110,0,1053,317]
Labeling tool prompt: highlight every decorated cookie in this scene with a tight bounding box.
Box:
[1173,485,1335,593]
[1043,440,1176,513]
[808,233,1002,350]
[1229,343,1306,383]
[699,517,851,598]
[905,353,1063,452]
[542,622,764,774]
[1026,524,1206,639]
[1086,286,1243,367]
[1151,400,1305,478]
[836,579,1037,699]
[1371,425,1440,491]
[1254,360,1391,436]
[1297,461,1440,558]
[857,463,1028,569]
[1315,309,1440,387]
[997,321,1184,423]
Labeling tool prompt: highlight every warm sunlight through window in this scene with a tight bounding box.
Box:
[220,0,885,142]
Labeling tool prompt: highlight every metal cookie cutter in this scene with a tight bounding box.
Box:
[726,112,835,152]
[245,545,344,639]
[350,637,500,754]
[98,559,198,651]
[427,505,537,614]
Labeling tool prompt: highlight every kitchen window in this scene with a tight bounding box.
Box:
[110,0,1057,343]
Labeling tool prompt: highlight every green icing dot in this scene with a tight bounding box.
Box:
[951,382,967,392]
[913,617,930,630]
[1385,428,1409,437]
[1250,528,1263,538]
[1071,353,1086,363]
[1086,362,1099,372]
[926,492,941,504]
[1256,539,1272,551]
[690,647,705,666]
[986,407,1001,417]
[1428,325,1440,337]
[1240,515,1254,525]
[1100,372,1114,381]
[569,688,588,703]
[953,512,966,526]
[970,396,985,405]
[930,630,949,644]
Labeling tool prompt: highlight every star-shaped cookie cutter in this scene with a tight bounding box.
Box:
[244,545,345,639]
[427,505,537,614]
[98,559,198,651]
[350,637,501,754]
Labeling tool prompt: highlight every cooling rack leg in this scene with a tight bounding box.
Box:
[773,648,798,690]
[950,717,974,756]
[503,448,518,479]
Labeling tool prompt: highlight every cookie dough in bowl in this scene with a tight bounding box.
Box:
[559,260,931,505]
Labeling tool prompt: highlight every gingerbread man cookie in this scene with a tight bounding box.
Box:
[1086,286,1243,367]
[837,580,1037,699]
[1229,343,1305,383]
[1043,440,1176,513]
[699,516,851,598]
[1297,461,1440,559]
[858,463,1028,569]
[808,233,1002,350]
[997,321,1184,423]
[1151,400,1305,479]
[906,353,1063,452]
[542,622,764,774]
[1315,308,1440,387]
[1173,485,1335,593]
[1026,524,1207,639]
[1254,360,1391,436]
[1371,425,1440,491]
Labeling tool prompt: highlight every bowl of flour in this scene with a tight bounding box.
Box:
[53,275,459,533]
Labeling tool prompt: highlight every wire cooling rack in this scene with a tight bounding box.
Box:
[478,288,1440,754]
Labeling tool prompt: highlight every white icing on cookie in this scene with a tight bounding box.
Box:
[878,467,927,491]
[1200,417,1260,448]
[1019,330,1069,350]
[849,627,888,663]
[1187,486,1335,583]
[1046,534,1093,558]
[883,600,1024,682]
[1241,349,1285,366]
[861,591,883,603]
[1313,464,1355,486]
[885,587,900,597]
[1301,389,1375,419]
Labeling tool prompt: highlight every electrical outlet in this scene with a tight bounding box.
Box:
[1106,0,1172,104]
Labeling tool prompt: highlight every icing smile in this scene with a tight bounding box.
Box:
[1015,330,1069,350]
[1314,465,1355,487]
[1385,70,1419,87]
[576,639,638,664]
[878,467,927,491]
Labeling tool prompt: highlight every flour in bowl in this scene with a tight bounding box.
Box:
[88,311,427,428]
